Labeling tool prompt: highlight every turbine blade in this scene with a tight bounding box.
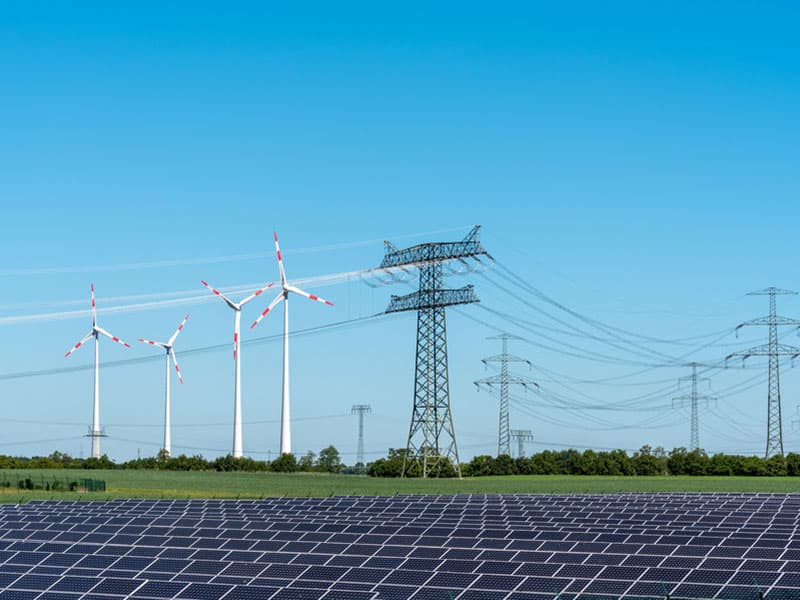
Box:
[168,314,190,346]
[274,231,287,285]
[200,280,237,309]
[96,326,131,348]
[286,285,334,306]
[239,282,275,307]
[250,292,285,329]
[65,331,94,358]
[90,283,96,326]
[171,349,184,384]
[138,337,166,348]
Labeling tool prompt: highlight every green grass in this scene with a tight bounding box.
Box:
[2,470,800,503]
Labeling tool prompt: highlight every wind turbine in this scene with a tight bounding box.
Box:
[251,232,333,455]
[65,284,130,459]
[138,314,190,457]
[201,279,273,458]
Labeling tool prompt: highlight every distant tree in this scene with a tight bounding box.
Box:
[608,449,634,475]
[765,455,787,476]
[156,449,171,468]
[684,449,709,476]
[557,449,581,475]
[529,450,558,474]
[786,453,800,476]
[738,455,768,476]
[299,451,316,472]
[493,454,515,476]
[633,445,663,476]
[368,448,407,477]
[271,453,299,473]
[709,453,735,476]
[463,455,494,477]
[578,450,598,475]
[83,455,115,470]
[317,446,343,474]
[514,456,534,475]
[667,447,689,475]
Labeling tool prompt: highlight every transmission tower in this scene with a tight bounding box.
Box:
[672,363,716,451]
[351,404,371,474]
[726,287,800,459]
[511,429,534,458]
[474,334,538,456]
[381,225,491,478]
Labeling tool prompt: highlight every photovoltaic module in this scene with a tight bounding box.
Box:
[0,493,798,599]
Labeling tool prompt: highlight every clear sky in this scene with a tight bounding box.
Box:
[1,1,800,463]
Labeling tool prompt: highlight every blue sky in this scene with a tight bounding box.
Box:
[1,1,800,462]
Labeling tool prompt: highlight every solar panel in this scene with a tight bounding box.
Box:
[1,494,799,599]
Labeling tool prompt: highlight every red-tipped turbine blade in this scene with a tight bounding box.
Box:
[171,349,184,384]
[274,231,287,285]
[250,292,284,329]
[200,280,237,308]
[96,326,131,348]
[65,331,94,358]
[287,285,334,307]
[239,282,275,307]
[90,283,97,325]
[168,314,190,345]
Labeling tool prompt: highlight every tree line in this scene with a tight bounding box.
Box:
[0,446,348,473]
[367,446,800,477]
[3,445,800,477]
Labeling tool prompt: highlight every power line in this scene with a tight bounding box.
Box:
[0,226,474,280]
[0,313,391,382]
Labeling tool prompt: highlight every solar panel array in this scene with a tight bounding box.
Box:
[0,493,798,600]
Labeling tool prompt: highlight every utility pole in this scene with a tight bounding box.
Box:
[510,429,534,458]
[672,363,716,451]
[475,334,538,456]
[351,404,371,474]
[381,226,492,478]
[726,287,800,459]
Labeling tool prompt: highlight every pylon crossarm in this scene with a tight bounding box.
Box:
[728,343,800,358]
[386,287,479,313]
[738,316,800,327]
[381,226,491,269]
[481,354,532,365]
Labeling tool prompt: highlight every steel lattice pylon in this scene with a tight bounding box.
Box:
[351,405,371,474]
[382,226,491,478]
[672,363,716,451]
[511,429,534,458]
[474,334,538,457]
[726,287,800,459]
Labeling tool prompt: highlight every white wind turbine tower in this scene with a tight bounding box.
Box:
[65,284,130,459]
[138,314,190,457]
[251,231,334,455]
[201,279,274,458]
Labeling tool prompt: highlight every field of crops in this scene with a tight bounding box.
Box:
[2,470,800,503]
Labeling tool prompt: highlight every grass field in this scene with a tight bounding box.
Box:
[2,470,800,503]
